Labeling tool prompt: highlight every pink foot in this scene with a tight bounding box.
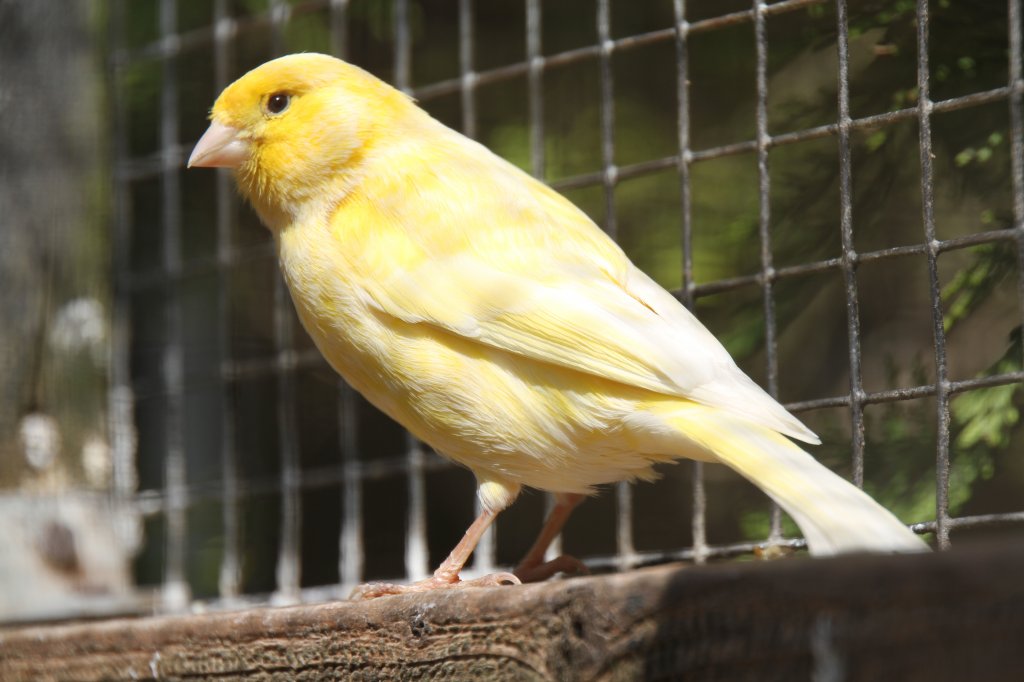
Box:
[514,554,589,583]
[350,571,521,601]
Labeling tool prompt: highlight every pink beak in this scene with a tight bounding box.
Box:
[187,122,249,168]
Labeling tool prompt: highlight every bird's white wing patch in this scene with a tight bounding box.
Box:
[624,267,819,443]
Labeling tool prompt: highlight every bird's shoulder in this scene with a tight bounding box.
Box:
[325,120,628,285]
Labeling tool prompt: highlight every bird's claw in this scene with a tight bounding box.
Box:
[349,571,521,601]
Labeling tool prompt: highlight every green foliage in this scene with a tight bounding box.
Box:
[956,384,1017,451]
[952,327,1022,464]
[943,243,1016,332]
[865,130,888,152]
[955,131,1004,168]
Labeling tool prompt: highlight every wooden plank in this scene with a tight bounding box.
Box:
[2,542,1023,681]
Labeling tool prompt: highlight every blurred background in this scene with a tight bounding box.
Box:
[1,0,1022,623]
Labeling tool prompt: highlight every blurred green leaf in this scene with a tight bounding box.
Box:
[955,148,975,166]
[866,130,888,152]
[942,243,1015,332]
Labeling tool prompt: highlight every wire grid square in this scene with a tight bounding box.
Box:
[103,0,1024,614]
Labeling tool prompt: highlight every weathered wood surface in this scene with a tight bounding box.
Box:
[2,542,1023,681]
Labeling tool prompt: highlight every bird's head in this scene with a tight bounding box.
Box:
[188,53,413,229]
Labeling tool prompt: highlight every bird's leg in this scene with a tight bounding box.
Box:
[514,493,588,583]
[350,506,519,600]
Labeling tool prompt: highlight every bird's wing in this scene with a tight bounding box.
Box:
[362,248,818,444]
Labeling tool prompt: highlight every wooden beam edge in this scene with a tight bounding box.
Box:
[2,541,1024,681]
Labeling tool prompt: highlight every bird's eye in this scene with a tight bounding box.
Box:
[266,93,291,115]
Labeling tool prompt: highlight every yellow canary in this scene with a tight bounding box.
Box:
[189,54,927,597]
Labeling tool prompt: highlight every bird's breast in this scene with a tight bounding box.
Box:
[275,221,390,389]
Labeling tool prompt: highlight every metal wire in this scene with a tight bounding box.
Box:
[391,0,430,585]
[834,0,867,490]
[92,0,1024,617]
[156,0,190,613]
[212,0,242,605]
[1009,0,1024,376]
[913,0,952,551]
[328,0,364,597]
[751,0,786,546]
[106,0,141,591]
[524,0,567,569]
[456,0,501,580]
[264,0,304,608]
[671,0,709,565]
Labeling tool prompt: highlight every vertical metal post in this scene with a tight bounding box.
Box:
[330,0,350,60]
[393,0,430,582]
[393,0,412,95]
[752,0,785,544]
[596,0,635,568]
[597,0,618,238]
[915,0,952,550]
[107,0,141,573]
[1008,0,1024,364]
[527,0,545,181]
[834,0,867,489]
[327,0,363,595]
[338,384,364,589]
[457,0,497,577]
[672,0,708,563]
[524,0,566,566]
[268,0,303,604]
[213,0,241,604]
[459,0,477,140]
[158,0,190,613]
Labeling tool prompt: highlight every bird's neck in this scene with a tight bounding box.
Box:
[239,159,367,234]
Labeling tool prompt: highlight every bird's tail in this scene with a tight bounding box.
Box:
[664,404,929,555]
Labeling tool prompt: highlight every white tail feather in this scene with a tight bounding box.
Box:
[668,406,928,555]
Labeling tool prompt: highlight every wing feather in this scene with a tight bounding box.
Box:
[364,252,818,444]
[349,129,818,443]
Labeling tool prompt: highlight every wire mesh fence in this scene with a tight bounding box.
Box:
[6,0,1020,620]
